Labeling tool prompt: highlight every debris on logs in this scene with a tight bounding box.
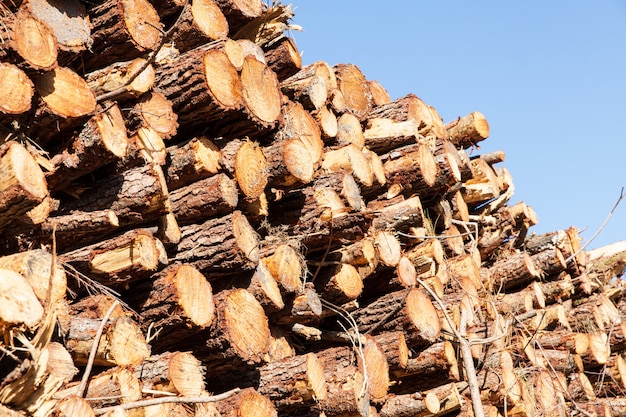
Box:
[0,2,625,417]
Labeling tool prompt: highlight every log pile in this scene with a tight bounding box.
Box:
[1,1,625,416]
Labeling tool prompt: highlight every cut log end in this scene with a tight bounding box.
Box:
[0,63,33,114]
[241,56,282,126]
[224,288,271,362]
[13,12,58,70]
[203,48,244,109]
[173,264,215,328]
[35,67,96,118]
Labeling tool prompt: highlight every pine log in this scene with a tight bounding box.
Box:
[336,113,365,148]
[79,0,161,71]
[168,0,229,53]
[155,40,243,129]
[45,102,128,191]
[53,163,169,235]
[59,228,166,285]
[316,104,339,139]
[445,111,490,149]
[63,314,150,367]
[378,143,438,199]
[530,348,583,374]
[0,249,66,309]
[135,351,206,396]
[314,262,364,305]
[329,88,347,114]
[216,56,283,138]
[368,80,391,106]
[261,243,304,293]
[322,144,374,187]
[461,157,502,206]
[213,387,277,417]
[127,125,167,165]
[214,0,262,33]
[370,195,425,234]
[241,260,284,311]
[0,9,57,71]
[354,288,441,348]
[368,94,440,142]
[267,171,369,253]
[217,138,268,200]
[392,341,459,385]
[132,264,215,353]
[281,73,328,111]
[373,230,402,268]
[530,246,567,278]
[334,63,372,120]
[254,352,327,413]
[269,284,322,326]
[372,331,409,373]
[569,293,622,333]
[476,350,523,408]
[85,57,155,100]
[22,0,91,54]
[566,372,596,402]
[277,99,324,165]
[316,346,372,417]
[586,352,626,397]
[0,63,33,123]
[195,289,271,380]
[168,173,239,226]
[0,142,48,232]
[55,366,142,409]
[263,37,302,81]
[358,335,391,403]
[363,117,420,154]
[39,209,120,253]
[380,382,462,417]
[485,251,540,292]
[125,91,178,139]
[239,38,267,63]
[264,136,317,187]
[0,268,44,331]
[173,210,260,274]
[28,67,97,145]
[148,0,186,17]
[164,136,222,190]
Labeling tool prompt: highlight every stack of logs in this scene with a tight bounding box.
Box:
[1,0,625,416]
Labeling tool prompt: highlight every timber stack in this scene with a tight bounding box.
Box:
[1,0,625,416]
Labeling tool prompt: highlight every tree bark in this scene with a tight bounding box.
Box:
[168,0,229,53]
[174,210,260,274]
[46,102,128,191]
[79,0,162,71]
[132,263,215,353]
[168,173,239,226]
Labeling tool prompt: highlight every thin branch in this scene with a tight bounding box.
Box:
[77,300,119,398]
[92,388,241,415]
[565,187,625,264]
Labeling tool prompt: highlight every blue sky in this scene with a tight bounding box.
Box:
[287,1,626,250]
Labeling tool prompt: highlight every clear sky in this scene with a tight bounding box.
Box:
[287,1,626,250]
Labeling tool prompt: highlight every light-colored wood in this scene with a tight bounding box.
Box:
[0,142,48,232]
[0,9,57,70]
[445,111,490,149]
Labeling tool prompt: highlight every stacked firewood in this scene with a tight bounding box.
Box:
[1,0,625,416]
